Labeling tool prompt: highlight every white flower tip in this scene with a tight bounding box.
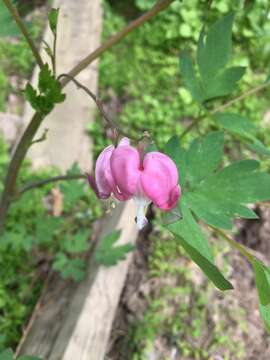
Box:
[134,197,150,230]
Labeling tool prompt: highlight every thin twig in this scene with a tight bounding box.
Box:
[58,74,118,130]
[211,82,270,114]
[18,174,86,197]
[31,128,49,145]
[3,0,43,69]
[57,74,137,141]
[61,0,176,87]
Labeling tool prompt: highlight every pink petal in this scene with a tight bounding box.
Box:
[110,144,141,199]
[95,145,115,199]
[141,152,181,211]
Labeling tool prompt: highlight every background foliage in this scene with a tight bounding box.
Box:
[0,0,270,356]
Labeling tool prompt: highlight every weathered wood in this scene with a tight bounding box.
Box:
[19,201,138,360]
[22,0,103,172]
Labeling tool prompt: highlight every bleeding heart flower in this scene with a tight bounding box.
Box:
[88,138,181,229]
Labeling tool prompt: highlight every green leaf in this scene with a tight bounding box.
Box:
[254,262,270,333]
[164,136,186,187]
[0,349,13,360]
[1,225,34,251]
[52,253,85,281]
[25,64,65,115]
[253,259,270,306]
[95,230,134,266]
[61,231,89,254]
[186,159,270,229]
[48,8,59,34]
[197,13,234,80]
[247,139,270,156]
[203,66,245,100]
[213,113,270,156]
[259,303,270,333]
[213,112,257,137]
[25,83,38,109]
[35,216,62,245]
[168,197,233,291]
[60,179,85,206]
[186,131,224,187]
[179,50,203,104]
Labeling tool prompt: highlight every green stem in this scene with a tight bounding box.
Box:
[3,0,43,69]
[180,82,270,140]
[0,112,44,230]
[58,74,138,141]
[52,31,57,75]
[212,227,254,263]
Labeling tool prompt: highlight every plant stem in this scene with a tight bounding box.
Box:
[212,227,254,263]
[52,31,57,75]
[58,74,138,141]
[3,0,44,69]
[0,112,44,230]
[18,174,86,197]
[61,0,176,87]
[180,82,270,140]
[211,82,270,114]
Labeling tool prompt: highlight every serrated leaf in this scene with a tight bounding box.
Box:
[197,12,234,80]
[186,131,224,187]
[95,230,134,266]
[203,66,245,100]
[25,64,65,114]
[35,216,62,244]
[164,136,186,187]
[168,197,233,290]
[186,158,270,229]
[253,259,270,306]
[0,349,13,360]
[52,253,85,281]
[60,179,85,205]
[48,8,59,34]
[62,231,89,254]
[179,50,203,104]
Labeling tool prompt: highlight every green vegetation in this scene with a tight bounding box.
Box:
[0,135,102,349]
[1,0,270,354]
[90,0,270,159]
[0,3,44,111]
